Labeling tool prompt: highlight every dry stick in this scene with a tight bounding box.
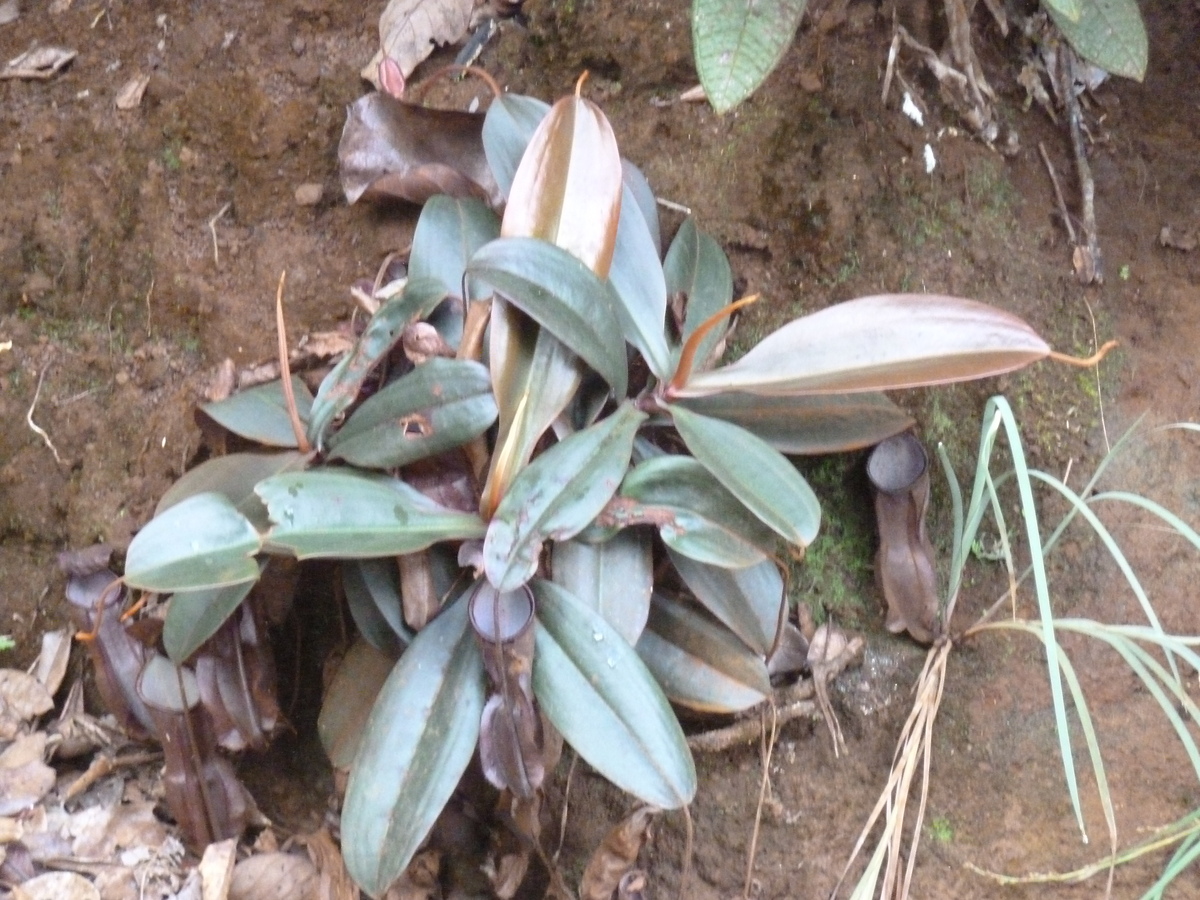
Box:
[1039,141,1078,245]
[1063,48,1103,283]
[27,360,63,464]
[208,202,231,267]
[275,271,312,453]
[743,702,779,899]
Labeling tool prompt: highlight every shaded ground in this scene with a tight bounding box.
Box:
[1,0,1197,897]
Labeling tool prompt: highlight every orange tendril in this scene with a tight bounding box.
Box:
[667,294,761,395]
[1048,339,1118,368]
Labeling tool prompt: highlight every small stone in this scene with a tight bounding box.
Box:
[291,35,306,55]
[294,183,322,206]
[114,371,130,386]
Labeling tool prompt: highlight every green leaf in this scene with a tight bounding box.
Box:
[342,595,484,895]
[342,559,412,657]
[532,580,696,809]
[677,391,914,454]
[669,405,820,548]
[1047,0,1147,81]
[257,470,485,559]
[668,551,784,657]
[637,594,771,713]
[609,181,672,379]
[663,217,733,371]
[410,195,500,303]
[692,0,809,113]
[550,529,653,646]
[673,294,1050,398]
[481,94,551,197]
[163,579,258,664]
[200,377,313,448]
[308,277,448,449]
[318,637,398,770]
[622,160,661,255]
[1043,0,1084,23]
[327,358,497,469]
[485,403,646,591]
[617,456,777,568]
[155,451,311,532]
[125,493,262,592]
[468,237,628,397]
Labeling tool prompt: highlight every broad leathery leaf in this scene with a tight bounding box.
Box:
[155,451,311,532]
[692,0,809,113]
[669,405,820,549]
[483,300,587,517]
[482,94,551,198]
[468,237,628,397]
[342,595,484,895]
[677,391,913,455]
[327,358,497,469]
[1047,0,1147,81]
[532,580,696,809]
[163,579,258,664]
[125,493,263,592]
[663,218,733,371]
[257,470,485,559]
[551,529,653,646]
[409,195,500,303]
[343,559,412,657]
[501,88,622,278]
[668,551,784,656]
[674,294,1051,398]
[637,594,770,713]
[318,637,397,770]
[485,403,646,591]
[1043,0,1083,23]
[609,181,672,380]
[308,277,448,448]
[618,456,776,568]
[200,377,313,448]
[622,160,661,256]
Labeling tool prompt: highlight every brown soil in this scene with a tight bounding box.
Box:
[1,0,1197,898]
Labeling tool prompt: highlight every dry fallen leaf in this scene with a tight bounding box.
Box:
[579,806,656,900]
[115,73,150,110]
[362,0,475,87]
[199,838,238,900]
[2,46,76,80]
[18,871,100,900]
[229,852,318,900]
[0,669,54,723]
[0,733,56,816]
[32,629,71,695]
[297,828,358,900]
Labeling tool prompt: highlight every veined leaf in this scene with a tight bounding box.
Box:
[327,358,497,469]
[482,93,551,198]
[318,637,397,770]
[677,391,914,454]
[342,559,411,657]
[532,580,696,809]
[622,160,661,255]
[468,237,628,397]
[1047,0,1147,81]
[200,377,313,448]
[692,0,809,113]
[1043,0,1084,23]
[485,403,646,591]
[342,596,484,895]
[672,294,1050,398]
[163,579,258,664]
[668,550,784,657]
[617,456,777,568]
[669,405,820,548]
[308,277,448,448]
[125,493,262,592]
[551,529,653,646]
[501,86,622,278]
[155,451,311,532]
[609,180,672,379]
[257,470,485,559]
[637,594,771,713]
[664,217,733,371]
[409,195,500,302]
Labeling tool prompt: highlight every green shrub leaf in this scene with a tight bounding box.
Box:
[163,579,258,664]
[342,559,412,657]
[481,94,551,198]
[1047,0,1148,81]
[342,596,484,895]
[677,391,914,454]
[155,451,310,532]
[485,403,646,591]
[668,551,784,657]
[532,579,696,809]
[637,594,771,713]
[692,0,809,113]
[410,195,500,302]
[327,358,497,469]
[609,181,672,379]
[550,530,653,646]
[673,294,1050,398]
[664,217,733,371]
[257,471,485,559]
[200,377,313,448]
[1043,0,1084,23]
[669,404,820,548]
[125,493,263,592]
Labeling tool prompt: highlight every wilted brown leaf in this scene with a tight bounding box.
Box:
[0,669,54,722]
[229,852,318,900]
[579,806,656,900]
[198,837,237,900]
[362,0,475,86]
[297,828,359,900]
[17,871,100,900]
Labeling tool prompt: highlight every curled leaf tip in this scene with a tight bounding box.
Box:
[575,70,590,97]
[667,293,761,396]
[1048,339,1118,368]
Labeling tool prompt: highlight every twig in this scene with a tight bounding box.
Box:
[208,202,231,267]
[144,276,155,338]
[274,271,312,453]
[1038,141,1077,245]
[27,361,63,464]
[743,702,778,898]
[1061,47,1103,283]
[654,197,692,215]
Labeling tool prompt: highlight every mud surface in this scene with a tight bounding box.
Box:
[1,0,1197,897]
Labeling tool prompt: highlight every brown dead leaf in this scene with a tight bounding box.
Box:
[578,806,656,900]
[2,46,76,80]
[362,0,475,86]
[296,828,357,900]
[380,849,440,899]
[199,838,238,900]
[0,733,55,816]
[18,871,100,900]
[31,628,71,695]
[229,852,318,900]
[1159,225,1198,252]
[114,74,150,110]
[0,669,54,721]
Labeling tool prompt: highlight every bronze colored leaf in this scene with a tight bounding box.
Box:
[579,806,656,900]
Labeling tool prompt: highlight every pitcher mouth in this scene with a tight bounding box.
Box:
[867,431,929,495]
